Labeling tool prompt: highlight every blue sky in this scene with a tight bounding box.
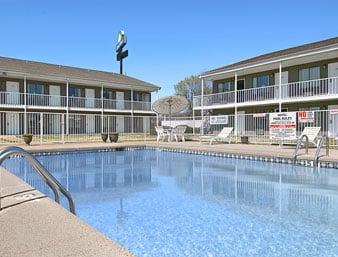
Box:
[1,0,337,99]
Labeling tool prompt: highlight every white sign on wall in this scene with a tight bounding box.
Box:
[269,112,297,140]
[298,111,315,123]
[210,115,228,125]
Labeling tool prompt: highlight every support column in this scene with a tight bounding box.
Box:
[234,72,238,137]
[23,76,27,134]
[279,62,282,112]
[131,88,134,133]
[66,79,69,136]
[101,84,104,133]
[192,93,195,135]
[201,78,204,135]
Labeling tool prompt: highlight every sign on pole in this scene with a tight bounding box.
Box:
[269,112,297,140]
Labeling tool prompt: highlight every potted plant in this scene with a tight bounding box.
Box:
[109,132,119,143]
[23,133,33,145]
[101,132,108,142]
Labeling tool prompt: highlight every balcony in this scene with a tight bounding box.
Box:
[194,77,338,109]
[0,92,152,112]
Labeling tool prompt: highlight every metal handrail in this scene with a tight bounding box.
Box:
[293,134,309,162]
[314,136,330,166]
[0,146,75,214]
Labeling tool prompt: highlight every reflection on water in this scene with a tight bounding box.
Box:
[4,149,338,257]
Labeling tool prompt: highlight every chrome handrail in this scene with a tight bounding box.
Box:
[314,136,330,166]
[293,134,309,162]
[0,146,75,214]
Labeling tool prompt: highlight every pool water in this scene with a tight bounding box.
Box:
[4,149,338,257]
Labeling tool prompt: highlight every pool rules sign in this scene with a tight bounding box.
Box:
[269,112,297,140]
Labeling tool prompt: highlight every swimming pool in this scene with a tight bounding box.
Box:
[4,149,338,257]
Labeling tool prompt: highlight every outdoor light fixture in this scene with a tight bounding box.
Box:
[116,30,128,74]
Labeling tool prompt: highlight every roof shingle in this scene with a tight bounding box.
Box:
[0,56,159,91]
[202,37,338,76]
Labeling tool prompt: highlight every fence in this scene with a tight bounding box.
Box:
[0,111,158,144]
[1,110,337,147]
[158,109,338,147]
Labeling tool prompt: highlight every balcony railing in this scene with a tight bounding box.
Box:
[0,92,152,111]
[194,76,338,108]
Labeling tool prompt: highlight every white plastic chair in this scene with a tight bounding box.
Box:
[155,126,168,142]
[172,126,187,142]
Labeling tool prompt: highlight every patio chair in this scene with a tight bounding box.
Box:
[200,127,233,145]
[172,125,187,142]
[297,126,321,146]
[155,126,169,142]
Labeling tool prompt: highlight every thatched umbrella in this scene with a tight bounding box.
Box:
[152,96,189,126]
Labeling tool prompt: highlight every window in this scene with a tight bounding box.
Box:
[28,83,44,94]
[103,89,113,99]
[69,87,82,97]
[217,81,233,93]
[253,75,270,88]
[299,67,320,81]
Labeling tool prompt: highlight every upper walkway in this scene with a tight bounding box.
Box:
[194,76,338,110]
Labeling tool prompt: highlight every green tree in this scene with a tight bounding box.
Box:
[174,75,211,111]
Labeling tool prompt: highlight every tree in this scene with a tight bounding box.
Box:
[174,75,211,111]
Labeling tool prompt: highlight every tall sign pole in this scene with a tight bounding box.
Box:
[116,30,128,74]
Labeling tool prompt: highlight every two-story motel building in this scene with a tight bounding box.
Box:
[0,56,159,135]
[194,37,338,137]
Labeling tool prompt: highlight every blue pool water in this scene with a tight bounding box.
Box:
[4,149,338,257]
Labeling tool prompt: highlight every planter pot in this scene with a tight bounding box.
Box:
[241,136,249,144]
[23,134,33,145]
[101,133,108,142]
[109,133,119,143]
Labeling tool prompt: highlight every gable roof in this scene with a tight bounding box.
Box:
[202,37,338,77]
[0,56,160,91]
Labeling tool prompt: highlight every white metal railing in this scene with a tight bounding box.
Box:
[237,85,278,103]
[0,91,151,111]
[133,101,151,111]
[194,77,338,108]
[157,109,338,147]
[0,110,337,148]
[0,111,157,144]
[26,93,67,107]
[0,92,24,105]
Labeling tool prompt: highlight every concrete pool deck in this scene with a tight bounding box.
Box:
[9,140,338,164]
[0,168,134,257]
[1,140,337,256]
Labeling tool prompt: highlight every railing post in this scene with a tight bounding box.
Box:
[40,113,43,144]
[192,93,195,135]
[131,88,134,134]
[61,113,65,144]
[234,72,238,138]
[66,79,69,137]
[201,78,204,135]
[279,62,282,112]
[24,76,27,134]
[101,84,104,133]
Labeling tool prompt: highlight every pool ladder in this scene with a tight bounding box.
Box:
[293,135,329,166]
[293,135,309,162]
[0,146,76,215]
[314,136,329,166]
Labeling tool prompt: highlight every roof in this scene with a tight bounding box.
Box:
[0,56,160,91]
[202,37,338,77]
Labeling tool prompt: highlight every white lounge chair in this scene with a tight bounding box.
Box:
[298,126,321,146]
[200,127,233,145]
[155,126,169,142]
[172,125,187,142]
